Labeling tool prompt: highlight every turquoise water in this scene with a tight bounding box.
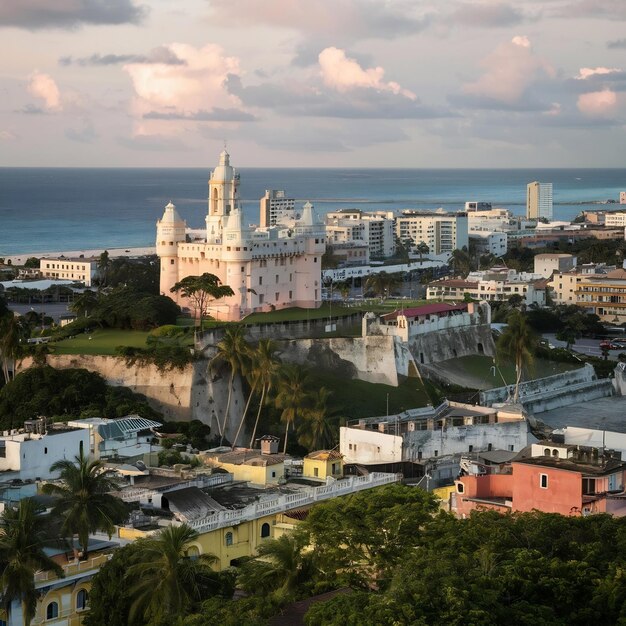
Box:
[1,167,625,255]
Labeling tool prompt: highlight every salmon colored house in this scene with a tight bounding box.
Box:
[454,442,626,518]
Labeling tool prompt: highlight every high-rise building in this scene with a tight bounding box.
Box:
[259,189,295,228]
[527,181,553,220]
[325,210,396,258]
[394,210,469,255]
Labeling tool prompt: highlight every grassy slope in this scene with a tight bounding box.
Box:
[52,329,150,355]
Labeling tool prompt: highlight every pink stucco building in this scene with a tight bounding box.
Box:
[157,151,325,321]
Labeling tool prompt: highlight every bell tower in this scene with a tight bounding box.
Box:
[206,150,240,243]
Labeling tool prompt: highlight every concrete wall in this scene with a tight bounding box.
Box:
[480,364,613,414]
[340,426,403,464]
[278,335,399,386]
[18,355,245,442]
[409,323,495,367]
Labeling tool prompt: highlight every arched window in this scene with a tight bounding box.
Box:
[261,523,271,538]
[186,546,200,560]
[46,602,59,620]
[225,531,233,546]
[76,589,89,610]
[552,449,559,458]
[544,448,551,456]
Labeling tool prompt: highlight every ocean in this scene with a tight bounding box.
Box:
[1,167,625,256]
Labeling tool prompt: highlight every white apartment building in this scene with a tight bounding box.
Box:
[39,257,97,286]
[427,268,547,306]
[325,209,395,258]
[469,231,508,256]
[157,151,325,321]
[395,210,469,256]
[0,427,88,480]
[605,212,626,227]
[533,253,577,278]
[259,189,295,228]
[527,181,553,220]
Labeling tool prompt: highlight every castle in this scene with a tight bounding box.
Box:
[156,151,325,321]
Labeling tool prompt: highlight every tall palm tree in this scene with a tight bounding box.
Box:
[127,524,217,624]
[364,272,401,300]
[0,314,24,383]
[275,364,311,454]
[210,326,251,444]
[0,498,64,626]
[448,248,472,277]
[298,387,338,451]
[249,340,281,449]
[416,241,430,263]
[41,450,126,558]
[497,309,537,403]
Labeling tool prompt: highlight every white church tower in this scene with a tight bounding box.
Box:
[156,201,186,296]
[206,150,239,244]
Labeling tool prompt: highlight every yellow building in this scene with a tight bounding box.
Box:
[201,449,287,487]
[303,450,344,481]
[39,257,97,286]
[576,269,626,322]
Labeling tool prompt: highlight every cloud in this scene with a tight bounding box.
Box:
[27,71,61,110]
[65,121,98,143]
[576,67,621,80]
[448,2,529,27]
[318,47,416,99]
[208,0,428,41]
[123,43,243,132]
[461,36,553,106]
[59,47,185,67]
[577,89,618,115]
[608,39,626,49]
[0,130,17,141]
[117,134,189,151]
[554,0,626,20]
[143,108,256,122]
[226,73,450,120]
[0,0,147,30]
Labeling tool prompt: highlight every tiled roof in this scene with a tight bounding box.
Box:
[383,302,468,321]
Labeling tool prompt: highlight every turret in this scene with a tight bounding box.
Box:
[206,150,240,243]
[156,201,186,295]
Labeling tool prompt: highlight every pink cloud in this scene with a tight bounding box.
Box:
[318,47,416,99]
[576,67,621,80]
[27,71,61,110]
[577,89,617,115]
[463,36,553,104]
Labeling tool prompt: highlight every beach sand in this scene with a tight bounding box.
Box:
[4,246,156,266]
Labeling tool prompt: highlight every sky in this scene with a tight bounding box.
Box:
[1,0,626,168]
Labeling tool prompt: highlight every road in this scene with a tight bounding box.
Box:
[542,333,619,359]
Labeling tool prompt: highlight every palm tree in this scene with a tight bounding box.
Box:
[210,326,251,445]
[275,364,311,454]
[249,340,280,449]
[416,241,429,263]
[70,290,98,317]
[497,309,537,403]
[298,387,338,451]
[127,524,217,624]
[449,248,472,277]
[239,533,312,599]
[41,450,126,558]
[0,498,64,625]
[0,314,24,383]
[364,272,400,300]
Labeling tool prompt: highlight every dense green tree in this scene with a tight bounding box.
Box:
[41,451,127,557]
[448,248,472,276]
[556,311,586,349]
[69,290,98,317]
[127,525,217,625]
[0,499,64,626]
[0,314,25,383]
[364,272,401,300]
[248,339,280,448]
[496,310,537,403]
[171,273,234,327]
[23,257,40,269]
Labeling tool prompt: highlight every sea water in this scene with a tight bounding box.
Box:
[1,167,625,255]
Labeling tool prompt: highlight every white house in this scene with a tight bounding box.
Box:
[0,427,88,480]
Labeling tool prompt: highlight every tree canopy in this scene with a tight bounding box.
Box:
[171,274,234,325]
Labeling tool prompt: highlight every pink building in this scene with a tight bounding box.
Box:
[454,442,626,518]
[157,151,325,321]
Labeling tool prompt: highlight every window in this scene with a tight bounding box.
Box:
[434,450,438,457]
[487,443,492,452]
[314,467,319,477]
[509,445,514,452]
[225,532,233,546]
[276,274,279,283]
[46,602,59,620]
[457,482,465,494]
[261,523,271,538]
[259,276,263,286]
[540,474,548,489]
[468,445,473,453]
[349,443,353,450]
[44,447,47,454]
[271,471,276,478]
[77,589,89,610]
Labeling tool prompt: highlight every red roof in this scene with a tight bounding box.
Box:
[383,302,468,321]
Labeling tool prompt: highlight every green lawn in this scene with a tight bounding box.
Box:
[52,329,150,355]
[241,300,429,325]
[310,372,435,418]
[430,354,582,390]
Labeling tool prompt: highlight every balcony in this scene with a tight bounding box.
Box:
[34,552,113,585]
